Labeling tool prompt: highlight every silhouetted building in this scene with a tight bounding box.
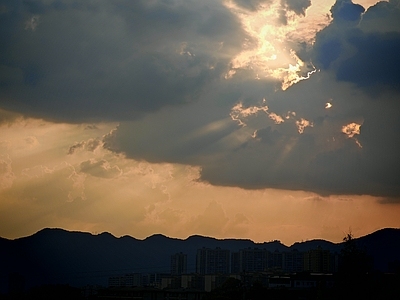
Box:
[303,247,331,273]
[108,273,142,287]
[331,252,340,273]
[271,250,284,272]
[161,276,181,289]
[231,248,268,273]
[204,274,231,292]
[283,249,304,273]
[181,274,205,290]
[171,252,187,275]
[231,251,240,273]
[196,247,230,274]
[141,273,170,288]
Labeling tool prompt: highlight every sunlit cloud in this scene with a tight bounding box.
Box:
[285,111,296,119]
[341,122,361,138]
[223,0,317,89]
[268,112,285,124]
[342,122,362,148]
[230,102,269,126]
[295,118,313,134]
[270,50,318,90]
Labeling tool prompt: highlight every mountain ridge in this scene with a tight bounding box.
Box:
[6,226,395,245]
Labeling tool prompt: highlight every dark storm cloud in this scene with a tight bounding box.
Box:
[330,0,365,22]
[313,0,400,91]
[336,31,400,91]
[198,97,400,198]
[0,0,246,122]
[3,0,400,199]
[199,130,320,191]
[102,99,241,165]
[278,0,311,25]
[104,0,400,198]
[281,0,311,16]
[361,0,400,32]
[232,0,273,11]
[255,126,282,145]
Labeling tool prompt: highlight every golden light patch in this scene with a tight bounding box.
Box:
[223,0,319,89]
[341,122,361,138]
[296,118,313,134]
[342,122,363,148]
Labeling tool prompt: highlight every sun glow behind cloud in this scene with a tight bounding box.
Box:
[223,0,319,89]
[224,0,383,90]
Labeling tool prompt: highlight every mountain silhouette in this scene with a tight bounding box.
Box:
[0,228,399,293]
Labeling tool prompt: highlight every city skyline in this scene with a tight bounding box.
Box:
[1,0,400,245]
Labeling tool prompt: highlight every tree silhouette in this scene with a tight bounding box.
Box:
[335,232,374,299]
[339,232,372,275]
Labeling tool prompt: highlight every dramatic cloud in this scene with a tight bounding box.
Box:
[100,0,400,198]
[231,0,273,11]
[279,0,312,25]
[0,0,247,122]
[282,0,312,16]
[330,0,365,21]
[313,0,400,92]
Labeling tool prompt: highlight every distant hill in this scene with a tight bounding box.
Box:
[0,228,399,293]
[354,228,400,272]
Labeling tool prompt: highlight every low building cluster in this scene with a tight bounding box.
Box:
[108,246,338,292]
[200,246,337,275]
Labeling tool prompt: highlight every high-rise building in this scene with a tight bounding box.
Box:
[170,252,187,275]
[271,250,283,272]
[196,247,230,274]
[303,247,331,273]
[231,251,240,274]
[231,248,268,273]
[283,249,304,273]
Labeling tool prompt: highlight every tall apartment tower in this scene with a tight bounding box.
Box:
[231,248,268,273]
[170,252,187,275]
[196,247,230,274]
[303,246,331,273]
[283,249,304,273]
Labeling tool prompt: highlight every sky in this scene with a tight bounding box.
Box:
[1,0,400,246]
